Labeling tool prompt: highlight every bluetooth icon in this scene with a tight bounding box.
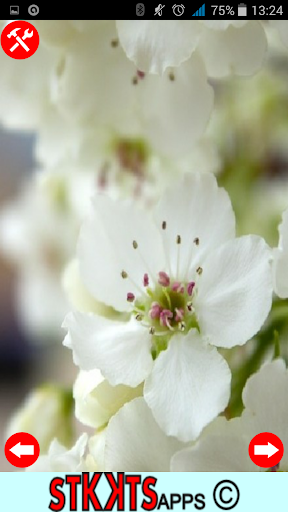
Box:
[136,3,145,15]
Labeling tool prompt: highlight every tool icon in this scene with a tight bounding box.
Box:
[8,28,34,53]
[155,4,165,15]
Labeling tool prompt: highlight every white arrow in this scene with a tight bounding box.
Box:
[254,442,279,458]
[10,442,34,458]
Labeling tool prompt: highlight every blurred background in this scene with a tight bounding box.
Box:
[0,128,77,470]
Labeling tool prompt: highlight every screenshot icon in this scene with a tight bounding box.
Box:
[9,5,19,15]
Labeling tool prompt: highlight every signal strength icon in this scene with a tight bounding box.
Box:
[192,3,205,16]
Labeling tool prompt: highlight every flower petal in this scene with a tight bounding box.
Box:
[144,331,231,442]
[105,398,183,471]
[153,173,235,280]
[198,21,267,77]
[171,418,255,471]
[78,194,165,312]
[273,209,288,298]
[242,359,288,454]
[63,312,153,387]
[138,54,214,156]
[74,369,142,429]
[116,20,202,74]
[195,235,273,348]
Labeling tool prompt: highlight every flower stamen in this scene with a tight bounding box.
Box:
[187,281,195,296]
[143,273,149,287]
[158,271,170,287]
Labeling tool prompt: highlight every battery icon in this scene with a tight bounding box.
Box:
[238,3,247,15]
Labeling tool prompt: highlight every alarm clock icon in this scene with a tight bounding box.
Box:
[172,4,185,16]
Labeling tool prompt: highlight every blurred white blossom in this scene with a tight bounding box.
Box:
[6,386,73,453]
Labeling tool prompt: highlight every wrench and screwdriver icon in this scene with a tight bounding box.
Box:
[7,27,34,52]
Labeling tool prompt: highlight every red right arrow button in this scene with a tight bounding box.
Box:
[249,432,284,468]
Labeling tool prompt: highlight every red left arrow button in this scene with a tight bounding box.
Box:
[5,432,40,468]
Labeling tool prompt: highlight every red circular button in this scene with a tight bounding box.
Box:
[5,432,40,468]
[249,432,284,468]
[1,20,39,60]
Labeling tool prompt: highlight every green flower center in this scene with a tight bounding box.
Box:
[126,269,200,358]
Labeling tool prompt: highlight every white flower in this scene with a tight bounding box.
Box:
[6,386,73,454]
[273,209,288,298]
[64,172,273,442]
[26,21,213,160]
[49,21,213,158]
[26,434,88,472]
[74,369,142,429]
[105,398,184,471]
[116,20,267,78]
[172,359,288,472]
